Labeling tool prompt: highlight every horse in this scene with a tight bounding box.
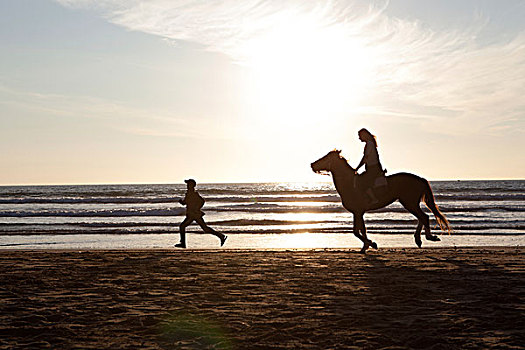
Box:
[311,150,451,253]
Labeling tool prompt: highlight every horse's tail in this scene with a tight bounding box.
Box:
[422,180,452,234]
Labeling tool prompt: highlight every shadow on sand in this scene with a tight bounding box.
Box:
[324,249,524,348]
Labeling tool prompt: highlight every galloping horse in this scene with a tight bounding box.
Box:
[311,150,451,253]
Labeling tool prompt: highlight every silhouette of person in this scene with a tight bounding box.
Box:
[355,128,385,205]
[175,179,227,248]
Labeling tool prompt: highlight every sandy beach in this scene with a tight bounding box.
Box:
[0,247,523,349]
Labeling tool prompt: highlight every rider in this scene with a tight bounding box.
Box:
[355,128,385,205]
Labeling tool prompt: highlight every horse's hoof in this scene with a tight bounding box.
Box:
[426,235,441,242]
[360,240,370,253]
[371,242,378,249]
[415,236,422,248]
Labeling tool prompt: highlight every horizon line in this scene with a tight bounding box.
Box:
[1,178,524,187]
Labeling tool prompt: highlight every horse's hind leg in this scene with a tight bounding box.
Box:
[415,206,441,242]
[401,201,440,247]
[414,222,423,248]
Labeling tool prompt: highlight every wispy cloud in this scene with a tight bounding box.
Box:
[56,0,383,60]
[55,0,525,135]
[0,84,225,140]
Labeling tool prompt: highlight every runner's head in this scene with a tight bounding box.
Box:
[184,179,197,189]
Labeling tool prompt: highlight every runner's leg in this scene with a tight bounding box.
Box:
[178,217,193,246]
[195,217,222,237]
[195,217,227,245]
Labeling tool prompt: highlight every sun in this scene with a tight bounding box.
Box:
[239,12,375,130]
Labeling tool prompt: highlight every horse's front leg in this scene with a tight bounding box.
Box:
[352,214,367,247]
[354,214,377,253]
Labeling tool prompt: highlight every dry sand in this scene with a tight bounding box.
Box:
[0,248,523,349]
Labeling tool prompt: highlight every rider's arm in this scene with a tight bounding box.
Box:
[357,142,374,171]
[356,154,366,171]
[356,145,368,171]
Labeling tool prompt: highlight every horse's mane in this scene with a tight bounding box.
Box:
[332,150,355,171]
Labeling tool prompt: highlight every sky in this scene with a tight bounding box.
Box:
[1,0,524,185]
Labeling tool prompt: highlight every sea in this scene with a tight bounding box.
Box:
[0,180,523,249]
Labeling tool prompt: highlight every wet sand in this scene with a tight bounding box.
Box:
[0,248,523,349]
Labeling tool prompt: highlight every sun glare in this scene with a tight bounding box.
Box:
[240,12,375,130]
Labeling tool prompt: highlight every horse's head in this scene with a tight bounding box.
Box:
[311,149,344,175]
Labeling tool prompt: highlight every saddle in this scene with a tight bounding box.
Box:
[372,174,388,188]
[353,170,388,189]
[353,171,389,202]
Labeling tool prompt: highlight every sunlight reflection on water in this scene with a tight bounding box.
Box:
[0,233,523,250]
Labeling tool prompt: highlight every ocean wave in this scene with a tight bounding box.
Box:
[1,218,522,230]
[210,204,524,214]
[0,208,186,217]
[0,195,340,205]
[1,193,524,205]
[434,194,525,201]
[0,197,175,205]
[0,204,523,217]
[1,226,523,236]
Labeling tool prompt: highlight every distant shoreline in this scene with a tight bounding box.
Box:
[1,179,524,187]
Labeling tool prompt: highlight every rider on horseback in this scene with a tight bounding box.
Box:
[355,128,385,205]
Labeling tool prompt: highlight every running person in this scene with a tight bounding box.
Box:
[175,179,227,248]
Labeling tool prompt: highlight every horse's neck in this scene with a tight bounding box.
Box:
[332,173,353,195]
[331,163,356,198]
[331,169,363,213]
